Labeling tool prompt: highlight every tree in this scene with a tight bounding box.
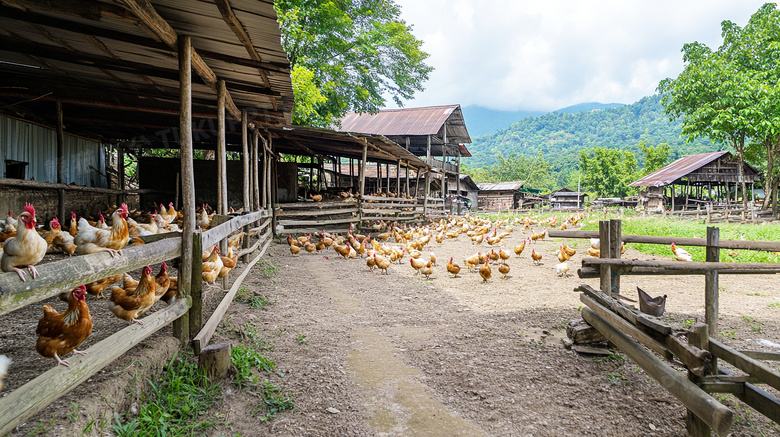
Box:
[639,141,671,174]
[462,152,554,191]
[579,147,638,198]
[275,0,433,127]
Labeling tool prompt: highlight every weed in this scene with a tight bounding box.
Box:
[82,418,95,434]
[253,380,295,421]
[605,372,628,386]
[769,302,780,308]
[592,354,626,364]
[25,414,56,436]
[745,292,764,297]
[68,402,80,422]
[682,319,695,328]
[297,334,307,345]
[112,352,222,437]
[256,260,280,279]
[720,330,737,339]
[231,346,276,389]
[742,315,757,323]
[237,286,272,309]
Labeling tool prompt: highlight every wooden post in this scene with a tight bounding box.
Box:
[396,159,401,197]
[386,163,390,194]
[377,161,382,193]
[260,134,267,208]
[56,100,66,222]
[190,230,203,338]
[241,111,250,211]
[242,221,250,263]
[423,170,431,217]
[175,35,194,344]
[268,137,274,209]
[118,145,125,195]
[405,163,410,196]
[250,131,257,210]
[687,323,711,436]
[599,220,612,296]
[405,136,410,151]
[609,219,622,295]
[774,179,779,218]
[705,226,720,374]
[456,151,462,214]
[217,80,228,215]
[359,139,367,196]
[414,167,421,198]
[426,134,431,161]
[198,343,231,380]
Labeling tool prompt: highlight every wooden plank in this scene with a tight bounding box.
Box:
[709,338,780,392]
[718,367,780,424]
[192,236,271,354]
[0,238,180,316]
[235,233,269,259]
[581,307,733,437]
[698,381,745,394]
[0,178,122,194]
[609,219,622,294]
[739,350,780,361]
[360,195,417,203]
[582,258,780,273]
[189,231,203,338]
[139,231,181,243]
[278,217,357,227]
[277,207,359,217]
[549,230,780,252]
[0,297,189,436]
[201,210,266,248]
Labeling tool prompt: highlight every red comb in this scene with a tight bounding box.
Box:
[121,203,129,211]
[71,211,76,218]
[24,203,35,215]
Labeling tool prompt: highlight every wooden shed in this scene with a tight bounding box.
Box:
[476,181,525,210]
[629,151,761,211]
[549,188,588,210]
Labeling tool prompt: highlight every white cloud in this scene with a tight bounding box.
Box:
[391,0,769,111]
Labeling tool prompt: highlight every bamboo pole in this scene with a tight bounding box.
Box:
[175,35,194,343]
[582,307,733,436]
[217,80,228,215]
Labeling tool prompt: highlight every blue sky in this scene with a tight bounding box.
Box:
[390,0,769,111]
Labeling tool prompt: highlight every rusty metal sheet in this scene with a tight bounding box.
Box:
[476,181,525,191]
[629,151,730,187]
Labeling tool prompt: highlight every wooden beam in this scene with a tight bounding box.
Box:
[549,229,780,252]
[217,80,228,214]
[582,307,733,437]
[174,34,194,344]
[709,338,780,392]
[0,298,189,436]
[705,226,719,372]
[359,139,368,196]
[242,110,250,211]
[581,258,780,273]
[201,210,266,249]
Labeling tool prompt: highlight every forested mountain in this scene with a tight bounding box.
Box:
[465,95,724,188]
[462,102,624,137]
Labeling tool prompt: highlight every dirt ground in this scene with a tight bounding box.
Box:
[3,217,780,436]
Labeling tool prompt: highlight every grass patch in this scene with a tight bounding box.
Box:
[770,302,780,308]
[236,285,273,309]
[112,352,222,437]
[231,345,276,389]
[253,381,295,421]
[256,259,280,279]
[581,216,780,262]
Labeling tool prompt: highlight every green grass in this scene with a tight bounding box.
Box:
[231,345,276,389]
[236,285,273,309]
[253,381,295,421]
[112,352,222,437]
[770,302,780,308]
[580,216,780,262]
[256,260,280,279]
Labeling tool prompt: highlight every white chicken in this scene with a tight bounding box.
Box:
[671,242,693,262]
[555,261,570,277]
[590,237,600,249]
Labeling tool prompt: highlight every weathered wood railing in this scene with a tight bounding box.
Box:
[275,200,359,234]
[360,195,421,222]
[423,196,446,218]
[0,209,272,435]
[554,220,780,436]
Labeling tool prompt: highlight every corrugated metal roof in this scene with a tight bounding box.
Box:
[476,181,525,191]
[629,151,729,187]
[340,105,459,136]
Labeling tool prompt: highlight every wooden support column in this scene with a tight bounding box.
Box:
[386,163,390,193]
[456,151,462,214]
[267,135,274,210]
[705,226,720,374]
[261,136,267,208]
[414,167,421,197]
[423,170,431,217]
[405,163,410,196]
[56,100,65,222]
[241,111,249,211]
[687,323,711,436]
[396,160,401,196]
[217,80,228,215]
[250,131,258,210]
[175,35,194,344]
[377,161,382,193]
[405,136,410,151]
[599,220,612,296]
[774,179,779,218]
[609,219,622,295]
[190,230,204,336]
[118,146,126,204]
[359,139,367,196]
[426,134,431,161]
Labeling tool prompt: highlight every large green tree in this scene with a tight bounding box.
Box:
[579,147,639,198]
[275,0,433,127]
[463,152,555,191]
[639,141,671,174]
[658,4,780,209]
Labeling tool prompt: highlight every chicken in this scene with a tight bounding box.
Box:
[127,214,161,238]
[587,247,600,257]
[41,217,63,252]
[562,244,576,257]
[75,203,130,257]
[122,272,139,292]
[421,260,433,279]
[429,249,437,266]
[160,276,178,304]
[555,262,570,277]
[159,202,177,225]
[309,193,323,202]
[472,234,484,245]
[590,237,600,249]
[531,229,546,242]
[154,262,171,301]
[514,239,527,256]
[498,248,510,263]
[197,204,212,230]
[52,228,77,257]
[464,252,481,270]
[219,248,238,278]
[447,257,461,278]
[479,258,491,282]
[289,244,302,255]
[410,257,426,276]
[366,253,376,270]
[621,242,627,255]
[498,262,510,279]
[531,249,542,265]
[202,247,223,285]
[333,241,350,260]
[1,203,47,281]
[409,249,422,259]
[671,242,693,262]
[0,355,10,391]
[557,245,571,263]
[374,254,391,274]
[36,285,93,367]
[86,274,122,299]
[3,211,17,233]
[107,266,157,324]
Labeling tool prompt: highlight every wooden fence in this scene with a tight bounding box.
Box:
[0,209,271,435]
[550,221,780,436]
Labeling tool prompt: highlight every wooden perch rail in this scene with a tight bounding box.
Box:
[201,209,266,249]
[578,258,780,278]
[548,229,780,252]
[0,237,181,316]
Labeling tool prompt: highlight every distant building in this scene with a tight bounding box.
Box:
[548,188,588,210]
[476,181,525,210]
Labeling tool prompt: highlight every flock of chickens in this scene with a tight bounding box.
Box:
[285,212,596,283]
[0,201,240,371]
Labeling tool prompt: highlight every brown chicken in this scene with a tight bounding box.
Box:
[447,257,461,278]
[160,276,178,304]
[479,258,492,283]
[75,203,130,257]
[410,257,426,275]
[333,241,351,260]
[488,249,500,264]
[498,248,510,263]
[154,262,171,301]
[36,285,92,367]
[557,245,571,263]
[107,266,157,324]
[464,252,481,270]
[202,247,223,285]
[514,239,527,256]
[531,249,542,265]
[562,244,576,257]
[374,254,391,274]
[309,193,323,202]
[421,260,433,279]
[1,203,47,282]
[366,254,376,270]
[218,247,238,278]
[498,262,510,279]
[86,274,122,299]
[289,244,301,255]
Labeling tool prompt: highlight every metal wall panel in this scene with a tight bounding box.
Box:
[0,115,106,187]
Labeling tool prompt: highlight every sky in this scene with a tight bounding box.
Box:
[389,0,769,112]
